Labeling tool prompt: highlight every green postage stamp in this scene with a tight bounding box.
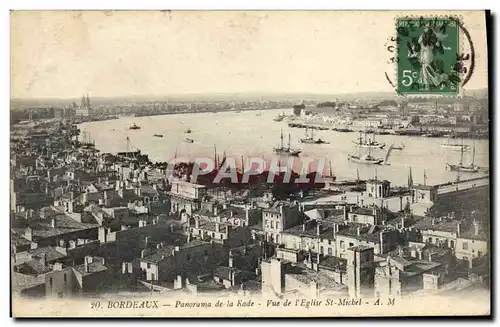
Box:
[396,17,461,95]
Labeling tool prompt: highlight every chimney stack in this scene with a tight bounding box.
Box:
[195,218,200,228]
[401,217,405,229]
[473,220,479,236]
[357,226,361,236]
[316,223,321,236]
[51,218,56,228]
[302,223,306,232]
[456,222,461,236]
[229,251,234,268]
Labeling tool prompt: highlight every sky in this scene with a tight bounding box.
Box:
[10,10,489,99]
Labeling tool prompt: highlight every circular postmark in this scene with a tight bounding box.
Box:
[384,15,475,96]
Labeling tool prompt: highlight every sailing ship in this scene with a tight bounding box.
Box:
[129,123,140,130]
[153,134,164,138]
[446,138,479,173]
[274,129,301,156]
[299,128,330,144]
[185,128,192,134]
[273,111,286,122]
[184,138,194,143]
[348,144,393,165]
[352,132,385,149]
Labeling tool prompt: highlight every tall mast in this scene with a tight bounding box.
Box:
[460,137,464,165]
[472,138,476,166]
[280,129,284,149]
[288,133,291,149]
[311,128,314,140]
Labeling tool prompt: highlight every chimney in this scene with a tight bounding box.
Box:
[473,220,479,235]
[51,218,56,228]
[428,253,433,262]
[195,218,199,228]
[343,206,348,220]
[302,223,306,232]
[229,251,234,268]
[357,227,361,236]
[170,224,175,233]
[174,246,180,252]
[84,256,91,273]
[245,208,250,221]
[456,222,461,236]
[333,223,337,239]
[432,218,436,225]
[316,223,321,236]
[417,248,422,260]
[401,217,405,229]
[379,231,385,254]
[215,223,220,232]
[213,205,218,216]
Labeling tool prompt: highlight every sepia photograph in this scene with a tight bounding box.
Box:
[9,10,491,318]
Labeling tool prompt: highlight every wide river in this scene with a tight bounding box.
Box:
[80,109,489,187]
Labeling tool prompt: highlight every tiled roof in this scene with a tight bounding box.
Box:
[73,261,108,277]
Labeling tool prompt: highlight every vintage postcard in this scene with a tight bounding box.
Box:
[10,10,490,317]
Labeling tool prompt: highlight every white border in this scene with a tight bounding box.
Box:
[3,1,497,326]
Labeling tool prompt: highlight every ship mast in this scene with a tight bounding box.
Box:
[460,137,464,166]
[280,129,284,149]
[471,138,476,166]
[288,133,291,149]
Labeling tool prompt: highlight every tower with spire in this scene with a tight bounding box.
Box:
[76,93,93,117]
[407,166,413,188]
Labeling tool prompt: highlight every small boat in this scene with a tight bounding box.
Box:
[185,128,192,134]
[129,123,140,130]
[184,138,194,143]
[274,130,301,156]
[273,112,286,122]
[392,142,405,150]
[153,134,163,138]
[347,154,384,165]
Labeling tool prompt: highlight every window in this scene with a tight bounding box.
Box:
[212,232,215,238]
[271,221,274,228]
[463,242,468,250]
[478,251,483,257]
[349,242,354,247]
[276,222,280,230]
[340,241,345,250]
[428,237,432,243]
[220,234,224,240]
[450,240,455,248]
[186,254,192,262]
[328,248,332,256]
[328,240,332,245]
[320,246,324,254]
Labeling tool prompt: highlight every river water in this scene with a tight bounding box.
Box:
[80,109,489,187]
